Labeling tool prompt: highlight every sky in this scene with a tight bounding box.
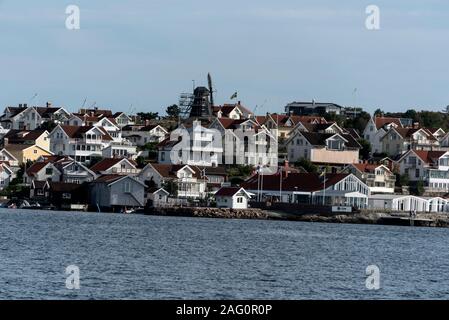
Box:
[0,0,449,115]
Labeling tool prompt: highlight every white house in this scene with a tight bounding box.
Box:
[242,172,370,208]
[89,175,146,210]
[49,125,114,163]
[363,116,403,154]
[215,187,251,209]
[209,118,277,167]
[0,163,15,190]
[0,104,71,130]
[286,131,360,165]
[344,163,396,194]
[146,187,170,207]
[158,121,223,167]
[212,103,253,120]
[138,163,207,199]
[122,124,168,146]
[90,158,140,176]
[380,127,439,157]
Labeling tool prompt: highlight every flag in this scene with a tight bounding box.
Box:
[230,92,238,100]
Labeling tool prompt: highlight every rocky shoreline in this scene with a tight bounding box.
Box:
[276,211,449,228]
[145,207,449,228]
[145,207,269,220]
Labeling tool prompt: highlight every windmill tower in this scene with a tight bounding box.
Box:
[179,74,215,119]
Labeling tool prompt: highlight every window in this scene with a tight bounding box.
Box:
[37,189,44,196]
[45,168,53,175]
[124,181,132,193]
[34,150,37,154]
[62,193,71,199]
[237,197,243,203]
[415,169,420,178]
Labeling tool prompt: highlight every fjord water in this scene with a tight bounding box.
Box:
[1,209,449,299]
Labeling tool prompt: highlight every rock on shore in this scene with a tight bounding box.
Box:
[146,207,269,220]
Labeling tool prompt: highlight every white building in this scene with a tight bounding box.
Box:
[209,118,277,167]
[286,131,360,165]
[1,104,71,130]
[368,194,449,213]
[158,121,223,167]
[344,163,396,194]
[138,163,207,200]
[215,187,251,209]
[49,125,114,163]
[242,172,370,209]
[122,124,168,146]
[363,116,403,154]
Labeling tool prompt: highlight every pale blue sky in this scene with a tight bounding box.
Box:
[0,0,448,114]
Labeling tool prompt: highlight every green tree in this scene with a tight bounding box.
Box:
[358,138,372,160]
[162,180,178,197]
[416,180,425,196]
[166,104,181,118]
[399,174,409,187]
[374,109,384,117]
[137,112,159,122]
[294,158,318,174]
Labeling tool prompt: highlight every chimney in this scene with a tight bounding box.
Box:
[24,103,27,108]
[145,119,150,126]
[3,138,8,146]
[19,104,22,108]
[46,102,51,108]
[237,101,241,106]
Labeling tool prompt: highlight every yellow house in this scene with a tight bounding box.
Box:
[5,144,53,164]
[3,130,50,152]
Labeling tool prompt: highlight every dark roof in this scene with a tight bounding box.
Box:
[90,158,136,172]
[49,182,82,192]
[26,161,50,176]
[150,164,201,179]
[3,130,47,143]
[92,174,124,184]
[193,165,227,176]
[242,172,351,192]
[215,187,244,197]
[299,132,360,148]
[78,108,113,117]
[59,125,113,141]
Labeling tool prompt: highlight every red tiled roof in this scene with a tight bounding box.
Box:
[351,163,388,174]
[412,150,447,164]
[375,117,403,130]
[59,125,113,141]
[26,161,49,176]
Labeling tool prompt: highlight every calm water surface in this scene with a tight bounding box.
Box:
[1,208,449,299]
